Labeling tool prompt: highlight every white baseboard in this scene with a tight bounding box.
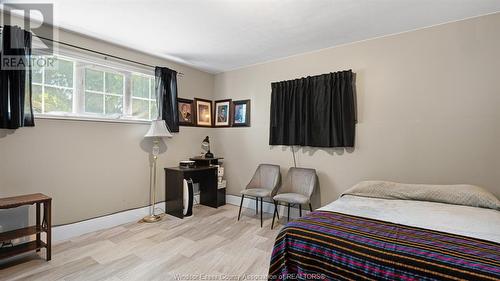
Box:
[53,194,304,242]
[53,202,165,242]
[53,194,202,242]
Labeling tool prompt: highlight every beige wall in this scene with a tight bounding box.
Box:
[213,13,500,205]
[0,27,215,225]
[2,13,499,225]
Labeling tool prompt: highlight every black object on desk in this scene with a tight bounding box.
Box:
[165,166,226,219]
[189,156,224,166]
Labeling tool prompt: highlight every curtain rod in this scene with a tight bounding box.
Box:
[0,26,184,76]
[271,69,352,84]
[36,35,184,76]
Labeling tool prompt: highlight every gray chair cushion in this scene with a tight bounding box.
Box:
[245,164,281,198]
[273,193,309,204]
[273,168,317,205]
[241,188,271,197]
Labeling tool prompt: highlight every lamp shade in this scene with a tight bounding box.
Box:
[144,120,173,138]
[201,136,209,149]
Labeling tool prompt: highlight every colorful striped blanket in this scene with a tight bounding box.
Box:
[268,211,500,281]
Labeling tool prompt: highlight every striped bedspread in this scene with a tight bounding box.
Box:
[268,211,500,281]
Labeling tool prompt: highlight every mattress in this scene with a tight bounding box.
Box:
[319,194,500,243]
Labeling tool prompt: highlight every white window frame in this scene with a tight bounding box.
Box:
[33,50,158,124]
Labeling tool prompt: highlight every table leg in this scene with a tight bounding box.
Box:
[260,198,263,228]
[36,202,40,252]
[44,201,52,261]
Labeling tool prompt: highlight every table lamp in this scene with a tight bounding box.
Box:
[143,120,172,223]
[201,136,214,158]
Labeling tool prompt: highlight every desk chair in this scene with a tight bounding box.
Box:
[271,167,316,229]
[238,164,281,227]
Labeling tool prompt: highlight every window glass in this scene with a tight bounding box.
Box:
[132,99,149,119]
[150,78,155,98]
[105,95,122,115]
[32,57,74,114]
[149,77,157,119]
[132,75,149,98]
[32,62,43,84]
[85,69,103,92]
[34,55,156,121]
[84,69,124,115]
[105,73,123,95]
[131,75,156,119]
[32,84,43,113]
[84,91,103,114]
[45,58,74,87]
[44,87,73,113]
[150,100,158,120]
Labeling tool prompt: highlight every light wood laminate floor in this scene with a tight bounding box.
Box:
[0,204,284,281]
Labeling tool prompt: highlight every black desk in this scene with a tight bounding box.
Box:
[165,166,225,219]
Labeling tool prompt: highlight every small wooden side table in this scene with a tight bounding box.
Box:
[0,193,52,261]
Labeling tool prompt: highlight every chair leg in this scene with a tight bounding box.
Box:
[309,203,313,212]
[238,195,244,221]
[255,198,258,215]
[287,203,291,222]
[271,201,278,229]
[260,198,263,228]
[299,204,302,217]
[274,200,280,220]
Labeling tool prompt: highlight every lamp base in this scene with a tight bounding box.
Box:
[204,151,214,158]
[142,214,162,223]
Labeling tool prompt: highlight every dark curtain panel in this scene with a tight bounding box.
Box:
[269,70,355,147]
[0,25,34,129]
[155,66,179,132]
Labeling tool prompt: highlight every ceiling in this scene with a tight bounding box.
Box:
[4,0,500,73]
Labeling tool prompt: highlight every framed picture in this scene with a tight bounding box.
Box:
[177,98,194,126]
[214,99,232,127]
[232,99,251,127]
[194,98,213,127]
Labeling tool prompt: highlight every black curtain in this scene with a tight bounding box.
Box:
[269,70,355,147]
[0,25,34,129]
[155,67,179,132]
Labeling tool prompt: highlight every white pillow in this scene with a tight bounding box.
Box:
[342,181,500,210]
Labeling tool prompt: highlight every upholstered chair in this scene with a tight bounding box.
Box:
[238,164,281,227]
[271,167,317,229]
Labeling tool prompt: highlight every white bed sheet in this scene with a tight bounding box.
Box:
[319,195,500,243]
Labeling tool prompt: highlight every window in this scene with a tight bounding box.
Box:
[32,54,157,122]
[84,69,124,115]
[131,74,157,120]
[32,57,75,114]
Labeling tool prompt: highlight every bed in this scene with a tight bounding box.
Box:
[268,181,500,280]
